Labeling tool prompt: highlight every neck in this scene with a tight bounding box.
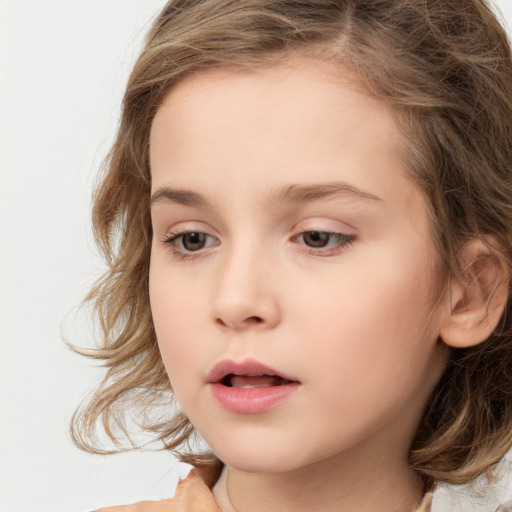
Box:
[213,442,425,512]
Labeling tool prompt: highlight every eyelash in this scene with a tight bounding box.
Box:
[162,231,218,261]
[292,231,355,256]
[162,230,356,261]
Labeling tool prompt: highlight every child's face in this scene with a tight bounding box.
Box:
[149,58,450,474]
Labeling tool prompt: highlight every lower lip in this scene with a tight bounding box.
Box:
[209,382,300,414]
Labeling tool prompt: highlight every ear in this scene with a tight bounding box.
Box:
[440,238,509,349]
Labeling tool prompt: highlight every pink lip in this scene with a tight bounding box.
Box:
[206,359,297,384]
[207,359,300,414]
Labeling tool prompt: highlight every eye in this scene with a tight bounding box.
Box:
[295,231,355,254]
[177,232,209,251]
[164,231,219,257]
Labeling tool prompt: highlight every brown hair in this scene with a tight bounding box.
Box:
[70,0,512,486]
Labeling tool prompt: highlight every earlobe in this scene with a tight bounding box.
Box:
[440,238,509,349]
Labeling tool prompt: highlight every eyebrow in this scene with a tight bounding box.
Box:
[150,187,209,208]
[150,182,383,208]
[268,182,383,206]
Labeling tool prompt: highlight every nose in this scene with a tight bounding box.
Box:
[210,247,281,331]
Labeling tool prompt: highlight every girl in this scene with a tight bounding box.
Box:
[71,1,512,510]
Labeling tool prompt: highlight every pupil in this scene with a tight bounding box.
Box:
[183,232,205,251]
[304,231,329,247]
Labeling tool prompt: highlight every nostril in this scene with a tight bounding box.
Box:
[214,315,264,328]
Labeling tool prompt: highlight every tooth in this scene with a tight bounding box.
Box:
[239,384,274,389]
[230,375,286,388]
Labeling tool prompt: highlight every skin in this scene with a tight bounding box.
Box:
[148,58,452,511]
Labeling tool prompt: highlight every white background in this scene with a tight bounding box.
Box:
[1,1,512,511]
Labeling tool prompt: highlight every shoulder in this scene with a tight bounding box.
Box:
[94,498,175,512]
[413,492,433,512]
[93,461,223,512]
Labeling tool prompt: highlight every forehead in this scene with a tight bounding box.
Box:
[149,57,423,219]
[150,59,400,162]
[151,59,394,141]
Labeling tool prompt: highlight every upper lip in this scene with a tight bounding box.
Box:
[206,359,299,384]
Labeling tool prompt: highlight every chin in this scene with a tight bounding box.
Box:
[206,434,333,475]
[203,434,299,473]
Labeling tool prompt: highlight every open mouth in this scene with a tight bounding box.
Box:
[220,374,293,389]
[208,359,300,413]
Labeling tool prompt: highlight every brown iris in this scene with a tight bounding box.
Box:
[181,232,207,251]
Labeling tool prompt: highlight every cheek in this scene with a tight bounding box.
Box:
[149,260,208,385]
[289,245,441,386]
[283,256,443,451]
[149,250,211,329]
